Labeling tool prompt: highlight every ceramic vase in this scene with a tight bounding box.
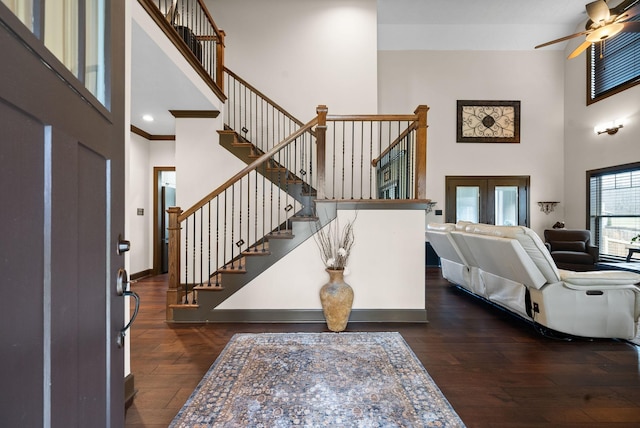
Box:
[319,268,354,332]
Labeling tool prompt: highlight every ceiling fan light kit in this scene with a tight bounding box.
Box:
[534,0,640,59]
[585,22,624,42]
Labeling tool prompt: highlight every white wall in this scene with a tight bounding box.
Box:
[207,0,378,118]
[174,117,246,209]
[128,133,151,274]
[218,209,425,310]
[378,50,567,236]
[126,136,176,276]
[563,39,640,229]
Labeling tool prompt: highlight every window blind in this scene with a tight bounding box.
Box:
[589,4,640,102]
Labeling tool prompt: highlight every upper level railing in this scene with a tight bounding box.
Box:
[139,0,226,100]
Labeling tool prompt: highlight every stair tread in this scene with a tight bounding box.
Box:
[266,231,294,239]
[218,265,247,273]
[242,248,271,256]
[169,304,199,309]
[290,216,318,222]
[194,284,224,291]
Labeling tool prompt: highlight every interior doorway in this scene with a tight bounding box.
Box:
[153,167,176,275]
[445,176,529,226]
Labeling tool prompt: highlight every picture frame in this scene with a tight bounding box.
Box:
[456,100,520,143]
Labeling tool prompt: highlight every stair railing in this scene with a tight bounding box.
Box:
[166,118,318,319]
[317,105,429,200]
[224,67,313,154]
[138,0,226,100]
[167,104,428,319]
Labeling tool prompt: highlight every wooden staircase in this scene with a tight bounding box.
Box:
[169,127,328,321]
[170,202,337,322]
[218,128,316,217]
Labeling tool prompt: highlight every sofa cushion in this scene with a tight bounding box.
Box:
[550,240,586,252]
[559,269,640,286]
[551,251,594,264]
[460,222,561,284]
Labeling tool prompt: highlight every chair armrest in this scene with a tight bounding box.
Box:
[559,269,640,286]
[587,245,599,262]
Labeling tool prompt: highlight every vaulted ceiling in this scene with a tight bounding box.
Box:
[132,0,612,135]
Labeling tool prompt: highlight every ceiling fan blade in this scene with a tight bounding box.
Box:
[614,4,640,22]
[535,30,590,49]
[586,0,611,23]
[568,40,592,59]
[621,21,640,32]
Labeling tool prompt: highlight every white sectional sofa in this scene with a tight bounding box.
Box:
[426,222,640,339]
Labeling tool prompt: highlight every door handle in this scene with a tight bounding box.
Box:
[116,268,140,348]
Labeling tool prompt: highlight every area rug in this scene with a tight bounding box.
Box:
[170,332,465,427]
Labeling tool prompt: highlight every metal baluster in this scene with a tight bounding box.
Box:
[184,217,189,304]
[207,201,211,286]
[223,189,228,270]
[215,197,220,286]
[262,164,266,252]
[199,207,203,287]
[192,211,197,303]
[248,171,252,253]
[231,185,236,268]
[238,180,243,269]
[369,121,374,199]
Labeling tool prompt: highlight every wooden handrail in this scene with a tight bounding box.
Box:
[178,117,319,221]
[327,114,417,122]
[371,122,419,167]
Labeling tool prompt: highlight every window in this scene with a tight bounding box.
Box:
[2,0,108,107]
[588,163,640,259]
[588,0,640,104]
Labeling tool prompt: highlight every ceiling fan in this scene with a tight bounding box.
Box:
[535,0,640,59]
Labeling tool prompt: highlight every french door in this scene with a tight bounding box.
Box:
[445,176,529,226]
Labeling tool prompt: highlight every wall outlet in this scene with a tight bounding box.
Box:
[137,208,144,216]
[435,209,443,216]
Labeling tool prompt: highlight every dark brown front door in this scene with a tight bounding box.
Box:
[0,3,125,426]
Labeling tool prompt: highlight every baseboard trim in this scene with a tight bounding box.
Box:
[173,309,428,323]
[131,269,152,281]
[124,373,136,410]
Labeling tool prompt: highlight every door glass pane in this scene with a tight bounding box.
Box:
[2,0,34,31]
[456,186,479,223]
[45,0,79,78]
[86,0,106,104]
[495,186,517,226]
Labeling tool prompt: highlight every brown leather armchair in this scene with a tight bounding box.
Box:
[543,229,599,271]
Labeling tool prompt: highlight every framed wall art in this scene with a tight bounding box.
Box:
[456,100,520,143]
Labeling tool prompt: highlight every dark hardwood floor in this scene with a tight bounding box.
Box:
[125,268,640,427]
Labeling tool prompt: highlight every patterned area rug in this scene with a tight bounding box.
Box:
[170,332,465,427]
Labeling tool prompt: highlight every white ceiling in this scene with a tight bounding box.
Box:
[132,0,620,136]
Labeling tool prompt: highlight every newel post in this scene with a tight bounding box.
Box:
[315,105,328,199]
[414,105,429,200]
[166,206,182,321]
[216,30,225,93]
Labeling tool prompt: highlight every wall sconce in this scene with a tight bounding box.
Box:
[538,201,559,215]
[594,119,624,135]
